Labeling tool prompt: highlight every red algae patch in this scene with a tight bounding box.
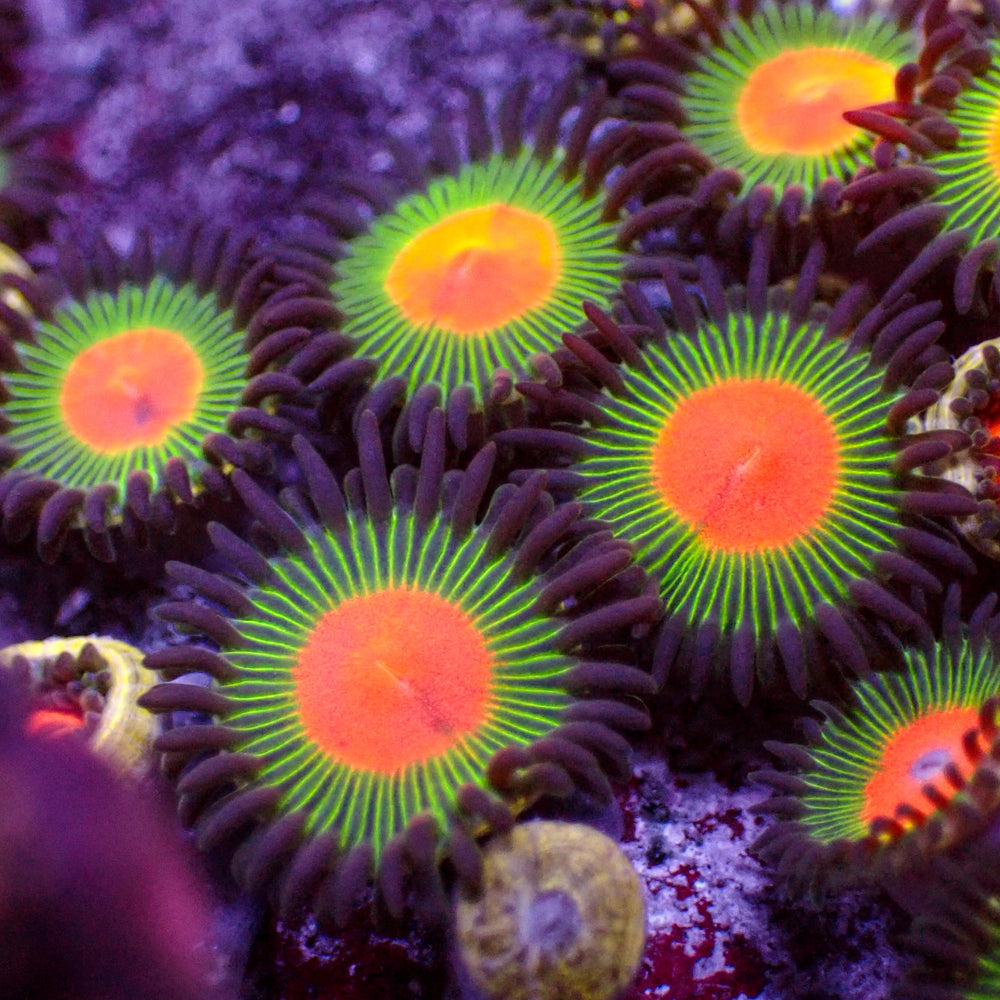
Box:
[60,327,203,452]
[245,912,446,1000]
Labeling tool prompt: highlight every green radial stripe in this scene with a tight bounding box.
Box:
[681,2,915,199]
[1,277,248,494]
[332,148,622,401]
[973,920,1000,999]
[573,311,901,645]
[224,508,574,859]
[798,638,1000,843]
[928,40,1000,246]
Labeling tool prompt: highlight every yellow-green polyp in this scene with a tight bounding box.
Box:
[139,425,659,926]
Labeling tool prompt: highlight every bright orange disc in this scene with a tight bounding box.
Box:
[60,328,203,452]
[987,106,1000,185]
[384,203,561,335]
[292,587,495,774]
[651,378,840,552]
[736,47,897,156]
[862,707,981,826]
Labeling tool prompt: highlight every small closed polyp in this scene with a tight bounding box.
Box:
[913,336,1000,559]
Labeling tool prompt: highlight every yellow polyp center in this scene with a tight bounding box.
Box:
[651,378,840,552]
[60,328,203,452]
[862,707,981,827]
[292,587,495,774]
[384,203,561,335]
[987,107,1000,183]
[736,47,897,155]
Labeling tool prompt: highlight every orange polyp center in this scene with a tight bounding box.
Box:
[384,203,561,336]
[292,587,495,774]
[987,106,1000,183]
[27,707,85,738]
[651,378,840,552]
[861,707,981,826]
[736,47,897,155]
[60,328,203,453]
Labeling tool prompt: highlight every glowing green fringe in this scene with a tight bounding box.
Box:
[224,508,573,858]
[2,277,247,494]
[926,39,1000,246]
[573,311,901,657]
[682,2,914,197]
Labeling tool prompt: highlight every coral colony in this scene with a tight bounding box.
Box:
[15,0,1000,997]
